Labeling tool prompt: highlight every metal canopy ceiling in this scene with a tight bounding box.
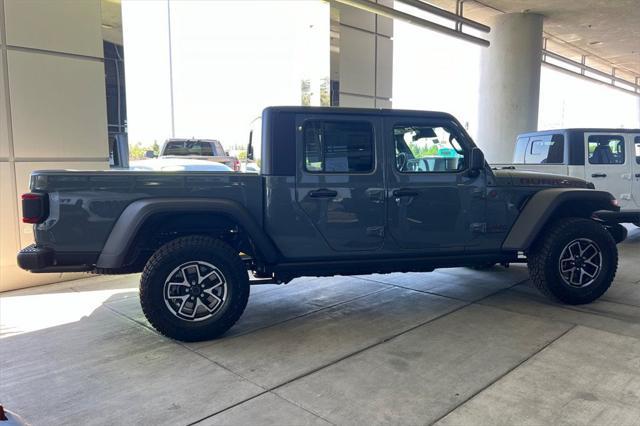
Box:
[101,0,640,90]
[427,0,640,87]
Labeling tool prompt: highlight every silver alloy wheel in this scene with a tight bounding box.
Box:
[558,238,602,288]
[163,260,227,322]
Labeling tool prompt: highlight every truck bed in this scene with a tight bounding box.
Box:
[28,169,263,254]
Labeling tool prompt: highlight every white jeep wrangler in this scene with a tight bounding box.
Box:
[493,128,640,214]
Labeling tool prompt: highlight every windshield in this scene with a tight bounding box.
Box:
[163,140,221,156]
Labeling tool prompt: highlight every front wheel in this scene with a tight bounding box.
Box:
[527,217,618,305]
[140,236,249,341]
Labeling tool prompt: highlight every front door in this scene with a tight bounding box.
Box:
[295,114,385,252]
[584,132,634,209]
[385,117,486,253]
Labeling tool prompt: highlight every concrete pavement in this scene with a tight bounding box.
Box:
[1,228,638,425]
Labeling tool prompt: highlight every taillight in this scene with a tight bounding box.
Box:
[22,193,48,224]
[234,159,241,171]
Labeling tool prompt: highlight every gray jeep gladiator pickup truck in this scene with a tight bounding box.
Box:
[18,107,640,341]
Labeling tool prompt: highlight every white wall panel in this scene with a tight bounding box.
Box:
[0,162,18,270]
[376,0,394,37]
[376,35,393,99]
[0,54,10,159]
[340,26,375,96]
[375,98,392,109]
[337,3,375,32]
[8,50,108,159]
[4,0,102,58]
[340,94,375,108]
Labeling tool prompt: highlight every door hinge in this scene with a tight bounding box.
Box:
[470,222,487,233]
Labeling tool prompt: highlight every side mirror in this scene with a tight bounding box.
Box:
[144,150,156,159]
[469,147,485,172]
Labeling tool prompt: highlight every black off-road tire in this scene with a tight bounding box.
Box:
[140,236,249,342]
[527,217,617,305]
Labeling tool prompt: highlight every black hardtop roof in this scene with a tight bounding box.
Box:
[518,128,640,137]
[263,106,457,121]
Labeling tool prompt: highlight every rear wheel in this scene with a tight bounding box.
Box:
[140,236,249,341]
[527,217,617,305]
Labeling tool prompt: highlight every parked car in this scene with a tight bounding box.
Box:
[18,107,640,342]
[492,128,640,212]
[154,138,241,171]
[130,158,233,172]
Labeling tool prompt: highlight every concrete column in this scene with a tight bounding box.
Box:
[0,0,108,291]
[477,13,543,163]
[331,1,393,108]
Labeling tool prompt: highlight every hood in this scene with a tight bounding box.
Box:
[493,169,591,189]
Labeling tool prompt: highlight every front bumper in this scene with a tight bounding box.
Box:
[17,244,93,273]
[593,210,640,244]
[593,209,640,225]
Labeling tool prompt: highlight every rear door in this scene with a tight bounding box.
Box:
[384,117,486,253]
[584,132,633,208]
[295,114,386,252]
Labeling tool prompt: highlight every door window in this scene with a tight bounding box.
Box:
[524,134,564,164]
[303,120,374,173]
[393,124,465,173]
[588,135,625,164]
[635,136,640,165]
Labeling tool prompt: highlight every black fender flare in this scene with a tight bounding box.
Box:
[96,198,279,269]
[502,188,617,251]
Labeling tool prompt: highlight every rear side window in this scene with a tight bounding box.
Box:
[588,135,625,165]
[635,136,640,165]
[303,120,374,173]
[524,134,564,164]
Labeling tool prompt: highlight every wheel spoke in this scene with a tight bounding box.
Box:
[167,282,189,294]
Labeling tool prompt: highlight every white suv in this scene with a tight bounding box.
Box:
[494,128,640,212]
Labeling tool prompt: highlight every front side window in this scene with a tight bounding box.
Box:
[635,136,640,165]
[303,120,374,173]
[394,124,465,173]
[588,135,625,165]
[524,134,564,164]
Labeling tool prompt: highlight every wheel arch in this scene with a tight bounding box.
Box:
[502,188,618,252]
[96,198,279,270]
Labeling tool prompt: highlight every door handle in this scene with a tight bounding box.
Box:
[393,189,419,197]
[635,173,640,178]
[591,173,607,178]
[309,188,338,198]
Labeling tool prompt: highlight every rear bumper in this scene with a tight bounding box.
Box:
[17,244,94,273]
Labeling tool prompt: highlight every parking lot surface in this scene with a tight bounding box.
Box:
[1,228,639,425]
